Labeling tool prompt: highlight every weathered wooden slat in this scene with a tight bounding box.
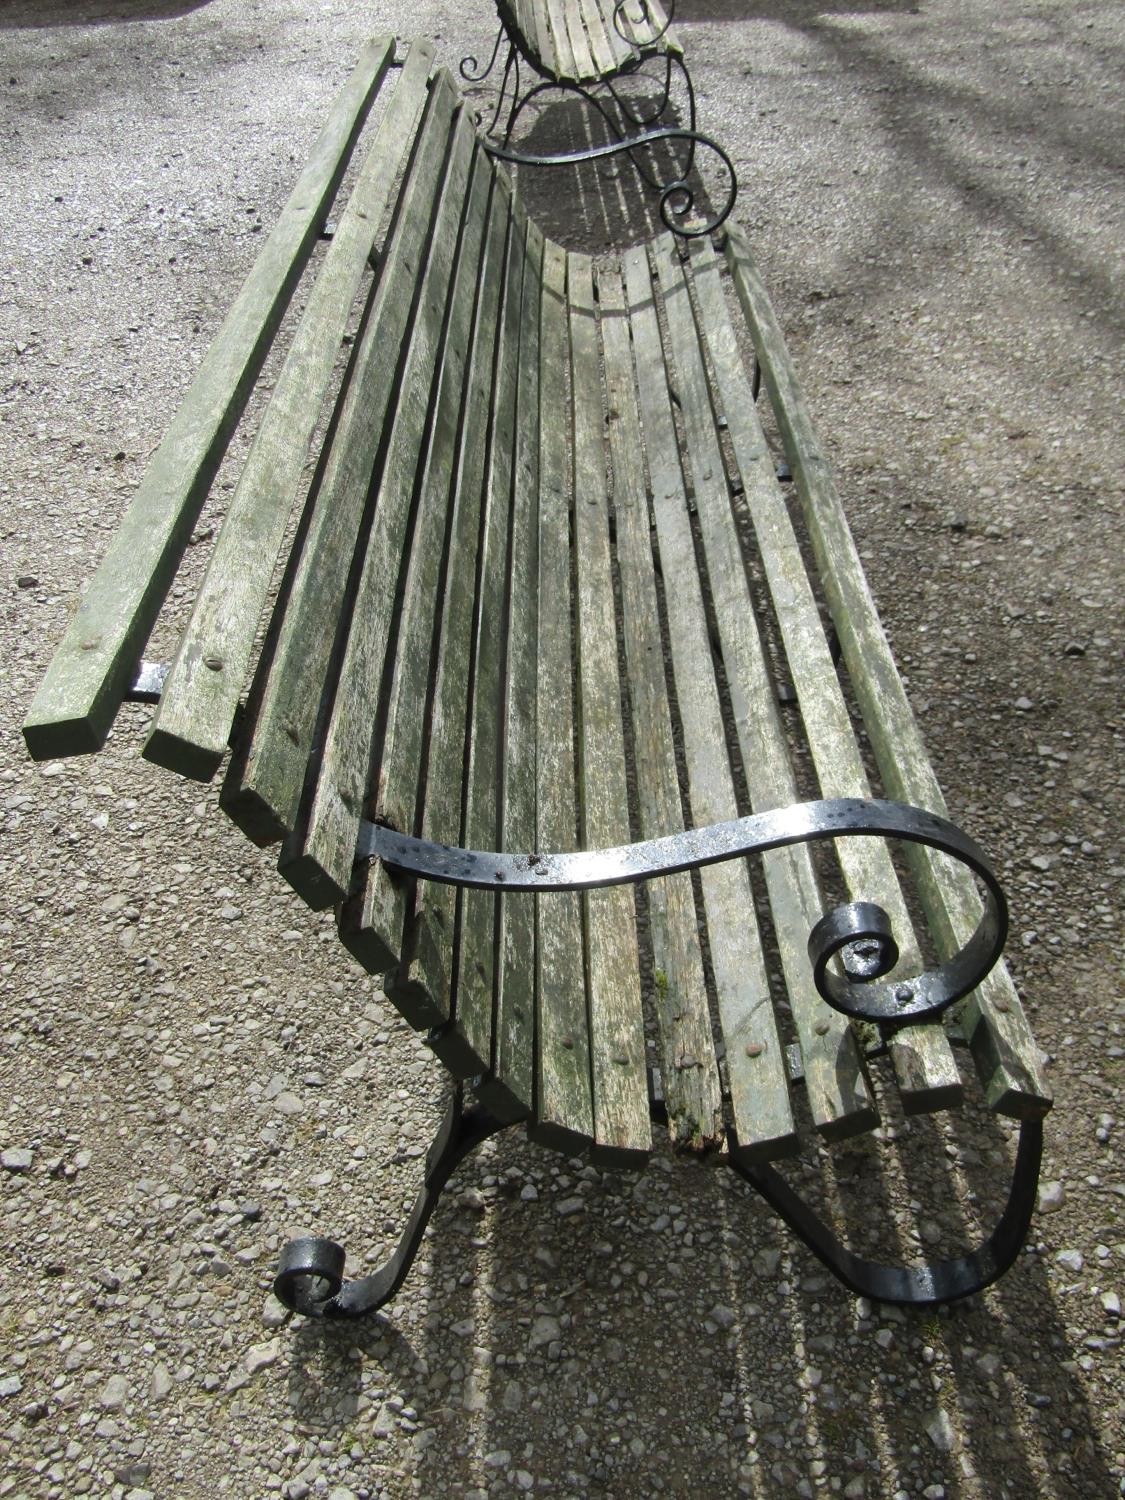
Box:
[519,0,554,71]
[477,212,545,1123]
[144,43,434,783]
[568,254,651,1166]
[455,192,526,1083]
[579,0,618,77]
[562,0,599,83]
[23,38,396,763]
[623,244,799,1163]
[688,239,962,1117]
[617,0,681,57]
[648,234,880,1144]
[390,172,516,1056]
[542,0,579,82]
[282,121,488,911]
[723,226,1051,1122]
[531,238,596,1153]
[598,264,725,1154]
[220,75,461,849]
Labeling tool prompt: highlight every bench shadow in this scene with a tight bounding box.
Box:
[275,1100,1115,1495]
[485,88,730,253]
[0,0,215,25]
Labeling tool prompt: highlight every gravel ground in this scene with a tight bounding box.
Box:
[1,1,1122,1497]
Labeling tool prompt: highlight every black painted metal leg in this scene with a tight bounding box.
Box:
[728,1119,1043,1305]
[273,1088,514,1320]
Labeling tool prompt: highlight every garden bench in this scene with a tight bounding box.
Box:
[462,0,699,208]
[24,38,1050,1319]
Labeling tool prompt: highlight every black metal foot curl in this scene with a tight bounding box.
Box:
[273,1089,513,1320]
[729,1119,1043,1305]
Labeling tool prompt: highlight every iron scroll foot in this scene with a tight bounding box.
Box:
[728,1119,1043,1306]
[273,1088,513,1320]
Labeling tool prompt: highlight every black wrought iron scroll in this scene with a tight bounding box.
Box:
[360,797,1009,1026]
[485,124,735,237]
[613,0,676,48]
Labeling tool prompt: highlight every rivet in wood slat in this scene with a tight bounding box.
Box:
[561,1036,574,1050]
[745,1042,765,1058]
[613,1054,629,1066]
[814,1020,829,1036]
[203,655,224,672]
[80,637,101,651]
[994,1000,1010,1014]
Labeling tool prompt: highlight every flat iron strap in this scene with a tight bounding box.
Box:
[359,797,1008,1026]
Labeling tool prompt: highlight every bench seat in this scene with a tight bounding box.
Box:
[24,39,1050,1307]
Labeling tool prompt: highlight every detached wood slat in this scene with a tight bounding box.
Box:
[532,239,595,1153]
[285,124,488,911]
[23,38,395,762]
[221,74,462,848]
[623,245,798,1163]
[392,176,514,1051]
[724,228,1051,1122]
[598,264,724,1154]
[569,255,651,1166]
[650,235,878,1143]
[688,240,962,1116]
[145,43,434,783]
[456,192,527,1083]
[478,213,545,1123]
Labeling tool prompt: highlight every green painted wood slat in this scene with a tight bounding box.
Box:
[23,37,396,762]
[143,42,434,784]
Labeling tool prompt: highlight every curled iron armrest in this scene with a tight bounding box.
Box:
[360,797,1009,1026]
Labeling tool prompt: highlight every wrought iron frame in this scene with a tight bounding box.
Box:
[122,671,1041,1313]
[257,784,1042,1320]
[460,8,738,236]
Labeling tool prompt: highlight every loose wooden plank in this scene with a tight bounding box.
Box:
[688,238,962,1117]
[282,120,488,911]
[724,226,1051,1121]
[23,38,396,762]
[456,191,526,1082]
[477,212,546,1123]
[568,253,651,1166]
[623,244,799,1163]
[531,238,596,1153]
[598,263,725,1154]
[392,173,515,1059]
[144,42,435,783]
[220,74,461,849]
[648,234,879,1144]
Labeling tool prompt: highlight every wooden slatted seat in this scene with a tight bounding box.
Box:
[24,39,1051,1317]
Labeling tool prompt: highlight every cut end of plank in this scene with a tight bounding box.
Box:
[588,1135,652,1171]
[728,1127,802,1169]
[22,708,107,762]
[143,723,225,784]
[218,781,289,848]
[278,845,348,913]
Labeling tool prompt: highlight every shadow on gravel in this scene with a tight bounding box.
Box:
[278,1094,1113,1495]
[0,0,214,25]
[476,88,729,253]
